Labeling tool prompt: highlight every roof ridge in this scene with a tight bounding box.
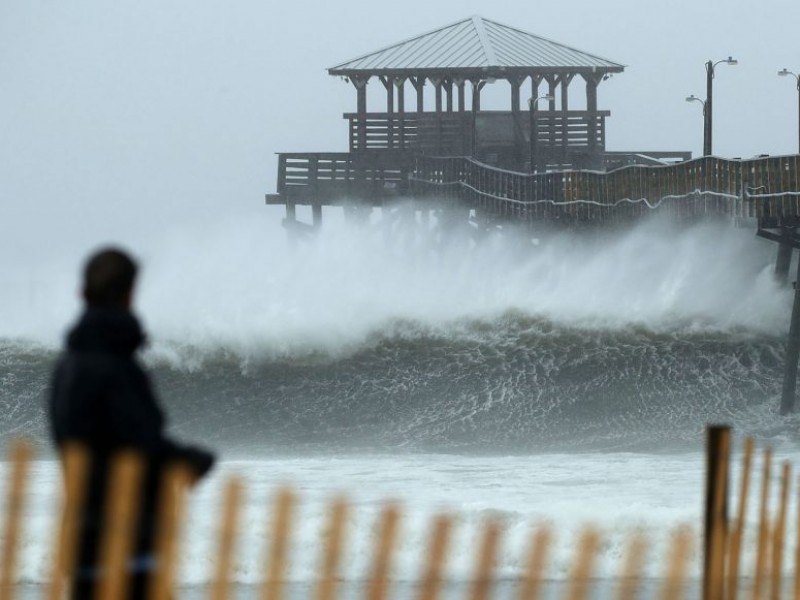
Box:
[471,16,498,66]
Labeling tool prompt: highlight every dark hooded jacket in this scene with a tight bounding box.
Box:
[48,307,214,572]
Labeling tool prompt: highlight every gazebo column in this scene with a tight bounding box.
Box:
[353,76,369,151]
[583,73,602,167]
[559,74,574,161]
[410,76,425,113]
[396,78,407,149]
[545,75,558,151]
[471,79,483,112]
[456,79,465,112]
[432,77,443,153]
[445,78,454,113]
[470,79,485,156]
[529,75,543,171]
[381,76,395,148]
[510,76,521,113]
[509,75,524,168]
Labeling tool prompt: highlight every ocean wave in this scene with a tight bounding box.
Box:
[2,313,792,454]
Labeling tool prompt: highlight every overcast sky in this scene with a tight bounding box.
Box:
[2,0,800,265]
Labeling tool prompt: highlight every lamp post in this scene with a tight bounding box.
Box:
[685,94,707,153]
[528,94,554,173]
[704,56,738,156]
[778,68,800,153]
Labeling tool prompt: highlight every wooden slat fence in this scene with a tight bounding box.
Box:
[273,153,413,203]
[345,111,610,155]
[0,428,798,600]
[410,155,800,225]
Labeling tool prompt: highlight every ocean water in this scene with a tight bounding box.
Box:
[1,206,799,590]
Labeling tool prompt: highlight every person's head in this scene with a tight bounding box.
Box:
[82,247,138,309]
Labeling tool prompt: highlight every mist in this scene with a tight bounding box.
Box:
[1,207,788,360]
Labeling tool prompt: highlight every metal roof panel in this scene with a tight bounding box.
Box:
[328,16,624,74]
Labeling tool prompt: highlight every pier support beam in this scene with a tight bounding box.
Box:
[312,204,322,229]
[284,202,296,226]
[781,257,800,414]
[775,227,794,284]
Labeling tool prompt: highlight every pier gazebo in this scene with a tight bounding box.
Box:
[266,16,688,223]
[329,15,624,171]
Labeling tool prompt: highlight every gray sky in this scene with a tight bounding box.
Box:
[2,0,800,262]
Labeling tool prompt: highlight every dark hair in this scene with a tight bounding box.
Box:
[82,247,138,307]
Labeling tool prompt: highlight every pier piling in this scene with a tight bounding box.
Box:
[775,228,794,284]
[781,259,800,414]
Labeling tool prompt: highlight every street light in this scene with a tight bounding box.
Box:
[528,94,554,173]
[778,68,800,153]
[685,95,707,152]
[704,56,738,156]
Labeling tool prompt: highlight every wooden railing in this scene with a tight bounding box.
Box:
[411,154,800,224]
[0,427,796,600]
[270,152,413,204]
[345,111,609,155]
[345,112,473,154]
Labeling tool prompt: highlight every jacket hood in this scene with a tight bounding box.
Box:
[66,307,146,355]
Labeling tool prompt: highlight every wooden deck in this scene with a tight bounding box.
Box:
[410,154,800,226]
[266,152,800,227]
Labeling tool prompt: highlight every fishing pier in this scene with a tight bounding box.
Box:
[265,16,800,413]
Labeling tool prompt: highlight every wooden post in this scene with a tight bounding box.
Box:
[417,515,453,600]
[517,527,551,600]
[148,464,192,600]
[546,75,557,155]
[445,78,453,113]
[781,255,800,414]
[584,74,601,168]
[793,474,800,600]
[97,451,145,600]
[468,521,502,600]
[413,76,425,113]
[285,203,296,225]
[560,74,573,163]
[354,77,368,151]
[316,497,348,600]
[366,504,401,600]
[703,425,730,600]
[616,532,647,600]
[661,527,693,600]
[565,528,600,600]
[433,78,443,154]
[770,462,791,600]
[47,443,89,600]
[210,477,243,600]
[310,155,322,229]
[472,80,482,112]
[383,76,395,149]
[260,488,296,600]
[753,449,773,600]
[727,438,754,600]
[397,78,406,149]
[510,76,523,168]
[0,440,33,600]
[313,204,323,229]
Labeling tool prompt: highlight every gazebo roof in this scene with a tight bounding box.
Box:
[328,16,625,78]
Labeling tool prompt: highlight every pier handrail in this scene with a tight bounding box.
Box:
[410,153,800,224]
